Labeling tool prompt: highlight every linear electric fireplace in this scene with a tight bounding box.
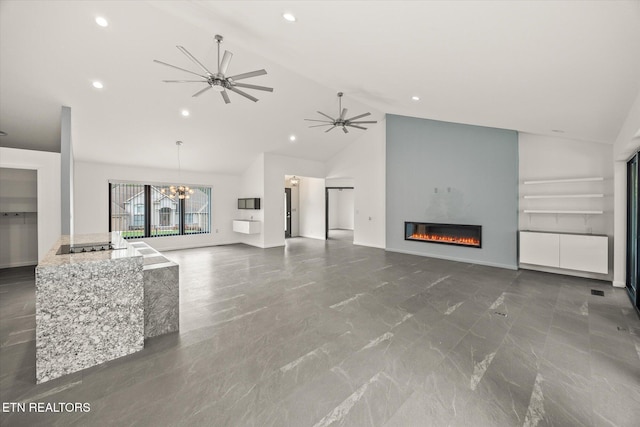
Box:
[405,222,482,248]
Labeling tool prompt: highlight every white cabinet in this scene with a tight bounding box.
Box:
[559,234,608,274]
[233,220,261,234]
[520,232,559,267]
[519,231,608,274]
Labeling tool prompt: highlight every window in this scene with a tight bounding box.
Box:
[109,182,211,239]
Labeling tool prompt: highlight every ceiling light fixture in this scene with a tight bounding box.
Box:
[290,176,300,186]
[412,96,420,101]
[289,135,296,142]
[551,129,565,133]
[160,141,194,200]
[305,92,377,133]
[154,34,273,104]
[92,81,104,89]
[283,13,296,22]
[181,109,190,117]
[95,16,108,27]
[0,131,7,136]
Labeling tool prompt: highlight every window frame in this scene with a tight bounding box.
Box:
[108,182,211,239]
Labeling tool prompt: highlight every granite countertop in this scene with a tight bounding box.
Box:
[38,232,142,267]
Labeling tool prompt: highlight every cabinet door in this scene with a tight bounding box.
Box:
[519,232,560,267]
[559,234,608,274]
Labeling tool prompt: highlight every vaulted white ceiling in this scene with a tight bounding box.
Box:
[1,1,639,174]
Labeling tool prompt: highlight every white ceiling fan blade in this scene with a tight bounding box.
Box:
[177,46,214,75]
[342,126,349,133]
[347,124,367,130]
[344,112,371,121]
[348,121,377,124]
[309,124,333,128]
[153,60,207,78]
[192,85,213,97]
[325,125,337,133]
[227,86,259,102]
[162,80,208,83]
[228,69,267,81]
[317,111,336,121]
[219,50,233,75]
[339,108,348,120]
[304,119,333,123]
[232,82,274,92]
[221,90,231,104]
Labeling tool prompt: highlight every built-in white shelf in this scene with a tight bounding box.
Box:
[523,194,604,199]
[523,210,603,214]
[523,177,604,185]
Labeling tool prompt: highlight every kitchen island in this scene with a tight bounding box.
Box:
[35,233,144,383]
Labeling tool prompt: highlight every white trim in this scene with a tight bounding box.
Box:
[613,280,626,288]
[0,260,37,269]
[353,241,385,249]
[384,248,517,270]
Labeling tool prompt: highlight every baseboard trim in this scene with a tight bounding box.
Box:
[613,280,626,288]
[0,260,38,269]
[385,248,517,270]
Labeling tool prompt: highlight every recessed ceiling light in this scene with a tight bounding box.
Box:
[289,135,296,142]
[181,110,190,117]
[412,96,420,101]
[95,16,108,27]
[283,13,296,22]
[92,81,104,89]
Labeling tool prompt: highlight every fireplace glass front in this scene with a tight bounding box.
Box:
[405,222,481,248]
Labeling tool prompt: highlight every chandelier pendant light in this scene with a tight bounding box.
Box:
[305,92,377,133]
[154,34,273,104]
[161,141,194,200]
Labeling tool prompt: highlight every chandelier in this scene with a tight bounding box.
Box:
[161,141,194,200]
[289,176,300,186]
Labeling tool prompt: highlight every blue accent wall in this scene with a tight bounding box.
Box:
[386,114,518,269]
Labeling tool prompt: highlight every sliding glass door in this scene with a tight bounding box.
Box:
[627,153,640,312]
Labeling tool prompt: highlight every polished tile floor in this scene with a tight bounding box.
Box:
[1,234,640,426]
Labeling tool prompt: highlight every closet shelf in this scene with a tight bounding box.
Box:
[523,194,604,199]
[523,177,603,185]
[523,210,603,214]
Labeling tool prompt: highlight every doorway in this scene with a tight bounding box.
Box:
[627,153,640,313]
[325,187,354,241]
[285,188,292,238]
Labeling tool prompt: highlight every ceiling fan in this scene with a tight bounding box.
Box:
[305,92,377,133]
[154,34,273,104]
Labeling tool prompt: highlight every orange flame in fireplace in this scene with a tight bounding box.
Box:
[410,233,480,246]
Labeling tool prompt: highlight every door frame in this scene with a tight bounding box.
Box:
[627,152,640,315]
[285,188,292,238]
[325,186,355,239]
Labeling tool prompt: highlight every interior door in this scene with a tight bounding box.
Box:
[285,188,292,238]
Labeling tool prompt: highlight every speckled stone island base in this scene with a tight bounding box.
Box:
[130,242,180,338]
[35,233,144,384]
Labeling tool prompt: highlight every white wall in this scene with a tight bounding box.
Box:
[299,177,326,240]
[519,133,614,277]
[237,153,265,248]
[74,161,240,251]
[325,118,386,248]
[328,188,354,230]
[0,168,38,268]
[613,88,640,287]
[0,147,61,261]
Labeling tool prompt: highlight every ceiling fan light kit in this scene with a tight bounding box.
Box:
[154,34,273,104]
[305,92,377,133]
